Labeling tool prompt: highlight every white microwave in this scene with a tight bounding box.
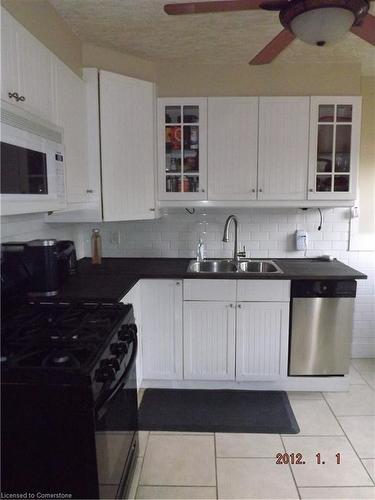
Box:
[0,101,67,216]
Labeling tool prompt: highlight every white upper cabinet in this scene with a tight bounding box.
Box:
[308,96,361,201]
[158,98,208,201]
[208,97,258,200]
[53,59,89,205]
[258,97,310,200]
[100,71,156,221]
[1,7,54,122]
[184,301,236,380]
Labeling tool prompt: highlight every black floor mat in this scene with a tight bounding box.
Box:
[138,389,299,434]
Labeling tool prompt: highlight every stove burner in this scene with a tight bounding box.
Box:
[53,355,70,365]
[1,301,131,372]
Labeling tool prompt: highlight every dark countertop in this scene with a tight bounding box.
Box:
[58,257,367,302]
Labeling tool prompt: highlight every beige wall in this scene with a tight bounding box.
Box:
[1,0,82,75]
[82,43,156,83]
[358,77,375,234]
[156,62,361,96]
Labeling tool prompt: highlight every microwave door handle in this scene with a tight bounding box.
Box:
[95,334,138,418]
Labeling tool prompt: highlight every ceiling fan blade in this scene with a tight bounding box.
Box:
[259,0,291,11]
[249,29,295,65]
[350,13,375,45]
[164,0,263,15]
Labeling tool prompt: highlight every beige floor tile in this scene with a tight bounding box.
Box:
[215,433,283,458]
[136,486,217,499]
[352,359,375,373]
[299,486,375,498]
[338,416,375,458]
[140,434,216,486]
[283,436,373,487]
[349,365,367,385]
[216,458,299,499]
[323,385,375,416]
[362,458,375,482]
[150,431,214,436]
[127,457,143,500]
[288,400,344,436]
[138,431,149,458]
[288,392,324,400]
[362,372,375,390]
[99,484,117,499]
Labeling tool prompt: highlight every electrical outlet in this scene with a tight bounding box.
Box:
[109,231,120,246]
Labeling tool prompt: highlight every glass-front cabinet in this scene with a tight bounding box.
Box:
[308,97,361,200]
[158,98,207,200]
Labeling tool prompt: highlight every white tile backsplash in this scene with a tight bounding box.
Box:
[0,213,84,257]
[1,208,374,357]
[77,207,375,357]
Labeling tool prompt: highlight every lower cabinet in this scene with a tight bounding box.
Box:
[183,301,236,380]
[236,302,290,381]
[140,280,183,380]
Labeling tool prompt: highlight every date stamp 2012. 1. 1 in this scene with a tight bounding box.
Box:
[276,452,342,465]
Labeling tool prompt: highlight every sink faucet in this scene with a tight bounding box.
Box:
[222,215,240,261]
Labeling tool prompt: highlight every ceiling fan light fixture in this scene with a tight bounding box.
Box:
[280,0,370,46]
[290,7,355,44]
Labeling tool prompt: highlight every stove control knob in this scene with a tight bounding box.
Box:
[118,324,137,342]
[100,358,120,372]
[95,366,115,383]
[110,342,128,356]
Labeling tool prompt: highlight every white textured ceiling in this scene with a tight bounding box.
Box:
[49,0,375,74]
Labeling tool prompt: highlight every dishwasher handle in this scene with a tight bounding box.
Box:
[291,280,356,298]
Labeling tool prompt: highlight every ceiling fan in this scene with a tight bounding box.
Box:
[164,0,375,64]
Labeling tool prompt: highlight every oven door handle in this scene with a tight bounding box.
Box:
[95,334,138,417]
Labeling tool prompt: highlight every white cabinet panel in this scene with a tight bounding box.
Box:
[1,8,19,104]
[1,7,54,121]
[184,301,235,380]
[308,96,361,201]
[184,279,236,301]
[141,280,183,380]
[237,280,290,302]
[16,27,54,121]
[100,71,156,220]
[54,59,89,204]
[157,98,208,201]
[258,97,309,200]
[208,97,258,200]
[236,302,289,380]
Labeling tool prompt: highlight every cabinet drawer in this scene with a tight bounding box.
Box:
[183,279,236,301]
[237,280,290,302]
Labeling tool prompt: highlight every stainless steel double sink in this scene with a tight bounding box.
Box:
[186,259,283,274]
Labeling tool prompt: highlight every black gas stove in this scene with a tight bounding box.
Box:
[1,299,139,499]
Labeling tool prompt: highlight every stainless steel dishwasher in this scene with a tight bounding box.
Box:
[289,280,356,376]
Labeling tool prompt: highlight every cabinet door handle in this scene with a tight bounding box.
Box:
[237,304,242,308]
[149,208,155,211]
[258,189,263,193]
[176,281,180,286]
[229,303,234,308]
[86,189,94,193]
[201,188,205,193]
[8,92,25,102]
[251,188,256,193]
[309,188,314,192]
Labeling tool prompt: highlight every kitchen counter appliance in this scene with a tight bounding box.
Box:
[1,299,138,499]
[1,239,77,297]
[289,280,356,376]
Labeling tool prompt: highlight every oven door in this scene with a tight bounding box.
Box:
[95,340,139,499]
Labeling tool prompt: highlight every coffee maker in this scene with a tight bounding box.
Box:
[1,239,77,298]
